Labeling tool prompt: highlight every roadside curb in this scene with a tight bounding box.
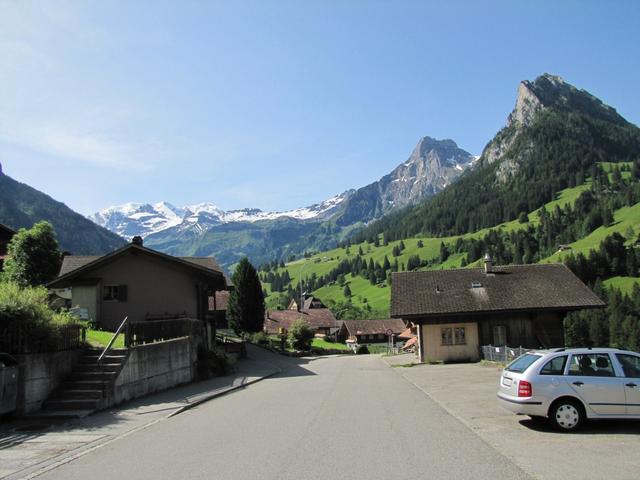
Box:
[167,366,282,417]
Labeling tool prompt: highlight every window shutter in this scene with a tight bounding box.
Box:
[119,285,128,302]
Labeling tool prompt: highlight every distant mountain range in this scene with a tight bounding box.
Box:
[89,193,350,240]
[91,137,476,268]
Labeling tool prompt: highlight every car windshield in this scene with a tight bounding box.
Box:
[505,353,542,373]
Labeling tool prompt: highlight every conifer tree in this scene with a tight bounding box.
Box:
[227,257,265,333]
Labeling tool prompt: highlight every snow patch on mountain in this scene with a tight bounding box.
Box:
[90,192,350,240]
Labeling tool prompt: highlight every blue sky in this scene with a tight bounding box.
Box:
[1,0,639,215]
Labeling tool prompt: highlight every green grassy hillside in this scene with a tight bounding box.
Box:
[263,169,639,317]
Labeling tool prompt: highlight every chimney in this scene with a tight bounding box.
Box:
[132,236,144,246]
[483,253,493,274]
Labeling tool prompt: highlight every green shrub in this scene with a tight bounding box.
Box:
[249,331,269,345]
[288,319,314,351]
[0,281,78,351]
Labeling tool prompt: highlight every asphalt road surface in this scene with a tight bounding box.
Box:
[38,354,530,480]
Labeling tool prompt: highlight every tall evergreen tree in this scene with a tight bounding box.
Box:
[227,257,265,333]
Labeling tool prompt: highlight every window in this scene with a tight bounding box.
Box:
[103,285,128,302]
[441,328,453,345]
[540,355,567,375]
[441,327,466,346]
[616,354,640,378]
[493,326,507,346]
[505,353,541,373]
[568,354,614,377]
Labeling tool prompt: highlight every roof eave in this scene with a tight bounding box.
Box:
[47,244,225,289]
[392,302,607,319]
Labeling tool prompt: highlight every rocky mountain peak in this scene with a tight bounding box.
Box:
[508,73,624,128]
[507,79,545,128]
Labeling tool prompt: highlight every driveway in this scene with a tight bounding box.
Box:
[33,353,529,480]
[386,354,640,480]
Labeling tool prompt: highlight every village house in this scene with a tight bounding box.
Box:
[288,294,326,311]
[263,308,339,337]
[391,257,605,363]
[337,318,406,344]
[0,223,15,270]
[208,290,231,329]
[47,237,227,331]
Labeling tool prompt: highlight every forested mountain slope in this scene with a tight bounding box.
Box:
[354,74,640,242]
[257,74,640,350]
[0,167,125,255]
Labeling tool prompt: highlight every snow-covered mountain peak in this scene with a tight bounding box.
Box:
[90,193,349,240]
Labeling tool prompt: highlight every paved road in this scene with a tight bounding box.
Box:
[37,354,529,480]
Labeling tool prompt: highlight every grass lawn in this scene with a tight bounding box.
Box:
[86,329,125,348]
[543,202,640,263]
[603,276,640,295]
[313,273,391,316]
[311,338,352,351]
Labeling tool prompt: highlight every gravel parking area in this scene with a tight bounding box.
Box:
[386,354,640,480]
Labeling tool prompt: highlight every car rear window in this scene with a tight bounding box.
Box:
[505,353,541,373]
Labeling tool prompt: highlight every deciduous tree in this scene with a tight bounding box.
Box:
[3,221,61,287]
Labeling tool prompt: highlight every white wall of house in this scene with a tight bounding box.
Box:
[71,285,99,324]
[421,322,480,363]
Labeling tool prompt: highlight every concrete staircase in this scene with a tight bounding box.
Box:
[36,348,129,419]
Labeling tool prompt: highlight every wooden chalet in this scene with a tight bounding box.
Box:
[288,294,326,311]
[264,308,338,336]
[48,238,227,331]
[391,259,605,363]
[337,319,406,344]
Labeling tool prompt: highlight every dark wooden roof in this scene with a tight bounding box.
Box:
[264,308,338,334]
[341,319,406,337]
[49,243,226,288]
[391,264,605,318]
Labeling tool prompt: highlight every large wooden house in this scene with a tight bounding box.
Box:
[48,238,227,331]
[391,259,605,363]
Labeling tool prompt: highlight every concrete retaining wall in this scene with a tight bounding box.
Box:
[111,337,196,406]
[14,349,84,414]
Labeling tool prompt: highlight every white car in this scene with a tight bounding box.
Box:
[497,348,640,431]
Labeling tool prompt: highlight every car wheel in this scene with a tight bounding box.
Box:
[549,399,584,432]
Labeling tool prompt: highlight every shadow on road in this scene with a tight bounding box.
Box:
[519,417,640,435]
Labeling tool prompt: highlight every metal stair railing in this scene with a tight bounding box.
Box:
[97,316,128,364]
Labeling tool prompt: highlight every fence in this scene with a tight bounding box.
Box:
[0,320,86,354]
[215,333,246,358]
[126,318,205,347]
[481,345,529,363]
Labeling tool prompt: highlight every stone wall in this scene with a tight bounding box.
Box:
[110,337,196,406]
[14,349,84,414]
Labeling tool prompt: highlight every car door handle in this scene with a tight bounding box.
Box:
[572,381,584,386]
[626,383,637,388]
